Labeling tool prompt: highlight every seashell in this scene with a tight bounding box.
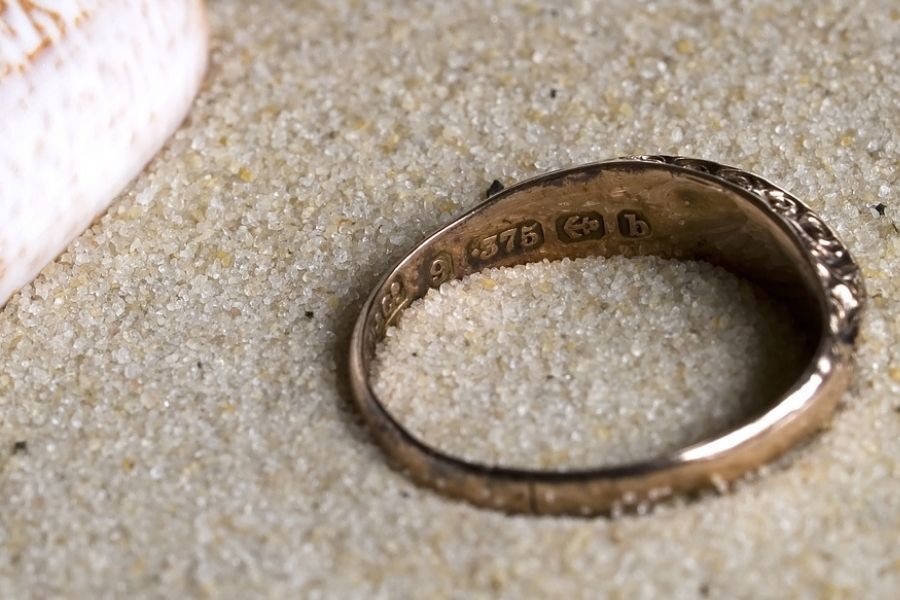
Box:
[0,0,208,305]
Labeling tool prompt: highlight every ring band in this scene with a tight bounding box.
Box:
[348,155,864,516]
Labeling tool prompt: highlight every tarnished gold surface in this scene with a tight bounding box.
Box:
[348,156,864,516]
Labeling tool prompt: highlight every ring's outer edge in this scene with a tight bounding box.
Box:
[348,155,864,516]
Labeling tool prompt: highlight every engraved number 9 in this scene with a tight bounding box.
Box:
[429,257,450,286]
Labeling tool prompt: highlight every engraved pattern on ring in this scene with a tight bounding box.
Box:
[628,155,864,346]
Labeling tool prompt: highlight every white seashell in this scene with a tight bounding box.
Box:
[0,0,208,305]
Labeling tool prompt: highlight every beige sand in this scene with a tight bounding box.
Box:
[0,1,897,597]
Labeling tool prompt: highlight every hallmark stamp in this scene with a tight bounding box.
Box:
[468,220,544,265]
[618,211,651,238]
[371,279,408,338]
[556,212,606,243]
[426,251,454,288]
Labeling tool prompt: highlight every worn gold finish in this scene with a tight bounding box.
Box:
[348,156,864,516]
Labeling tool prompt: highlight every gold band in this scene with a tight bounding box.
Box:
[348,155,864,516]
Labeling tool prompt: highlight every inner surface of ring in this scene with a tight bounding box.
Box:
[362,163,825,373]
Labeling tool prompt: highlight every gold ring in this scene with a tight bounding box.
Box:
[348,155,864,516]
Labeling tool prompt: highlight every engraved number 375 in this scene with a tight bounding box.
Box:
[470,221,543,261]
